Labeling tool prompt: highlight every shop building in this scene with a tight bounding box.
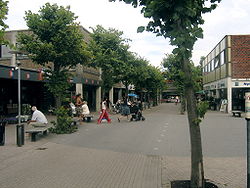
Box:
[202,35,250,112]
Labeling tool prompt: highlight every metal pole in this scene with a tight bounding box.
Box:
[245,92,250,188]
[18,64,21,125]
[247,119,250,188]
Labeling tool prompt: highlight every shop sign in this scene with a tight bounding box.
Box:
[244,83,250,86]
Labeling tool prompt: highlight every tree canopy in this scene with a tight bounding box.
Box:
[0,0,8,44]
[18,3,91,106]
[88,25,131,96]
[88,25,164,99]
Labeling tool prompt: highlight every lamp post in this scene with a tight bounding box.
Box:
[9,50,24,146]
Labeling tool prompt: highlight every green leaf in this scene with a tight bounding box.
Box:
[137,26,145,33]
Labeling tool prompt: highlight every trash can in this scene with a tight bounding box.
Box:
[0,119,7,146]
[16,124,24,147]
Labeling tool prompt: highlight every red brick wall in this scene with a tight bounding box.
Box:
[231,35,250,78]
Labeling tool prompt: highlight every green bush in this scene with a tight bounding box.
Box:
[196,101,209,123]
[22,104,31,115]
[49,106,77,134]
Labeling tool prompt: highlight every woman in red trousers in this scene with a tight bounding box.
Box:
[97,98,111,124]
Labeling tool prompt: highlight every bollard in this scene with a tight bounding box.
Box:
[16,124,24,147]
[0,120,6,146]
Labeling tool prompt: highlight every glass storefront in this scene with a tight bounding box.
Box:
[232,88,248,111]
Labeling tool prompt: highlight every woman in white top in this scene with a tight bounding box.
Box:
[97,98,111,124]
[82,101,90,115]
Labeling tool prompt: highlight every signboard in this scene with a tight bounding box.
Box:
[245,92,250,119]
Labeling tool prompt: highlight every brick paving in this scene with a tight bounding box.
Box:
[0,105,246,188]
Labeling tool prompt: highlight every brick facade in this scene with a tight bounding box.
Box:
[231,35,250,78]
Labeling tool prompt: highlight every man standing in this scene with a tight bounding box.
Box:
[27,106,48,127]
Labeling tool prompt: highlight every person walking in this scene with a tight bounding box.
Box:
[97,98,111,124]
[117,98,131,122]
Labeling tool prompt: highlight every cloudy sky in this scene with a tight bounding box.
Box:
[5,0,250,67]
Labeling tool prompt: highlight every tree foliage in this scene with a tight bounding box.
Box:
[89,25,165,100]
[88,25,130,96]
[18,3,91,106]
[0,0,8,44]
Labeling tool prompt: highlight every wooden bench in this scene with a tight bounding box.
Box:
[72,115,93,123]
[25,125,52,142]
[83,114,94,122]
[232,111,242,117]
[72,117,80,126]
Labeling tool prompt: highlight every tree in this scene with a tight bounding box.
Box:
[110,0,221,187]
[162,53,186,113]
[88,25,131,98]
[0,0,8,44]
[18,3,91,107]
[143,65,165,105]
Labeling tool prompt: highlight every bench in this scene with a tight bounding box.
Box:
[72,117,80,126]
[83,114,94,122]
[232,111,242,117]
[25,125,52,142]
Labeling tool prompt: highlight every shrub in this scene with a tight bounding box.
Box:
[49,106,77,134]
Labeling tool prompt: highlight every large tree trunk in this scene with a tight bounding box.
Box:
[183,59,205,188]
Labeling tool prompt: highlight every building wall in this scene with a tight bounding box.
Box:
[231,35,250,78]
[202,34,250,112]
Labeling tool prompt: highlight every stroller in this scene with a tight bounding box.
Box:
[130,103,145,121]
[69,102,77,117]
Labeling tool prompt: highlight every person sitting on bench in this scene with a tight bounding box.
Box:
[27,106,48,127]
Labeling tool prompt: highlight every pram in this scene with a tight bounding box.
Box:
[69,102,77,117]
[130,103,145,121]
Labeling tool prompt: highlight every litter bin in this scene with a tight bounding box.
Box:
[0,119,7,146]
[16,124,24,147]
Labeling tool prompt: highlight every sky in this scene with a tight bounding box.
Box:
[5,0,250,67]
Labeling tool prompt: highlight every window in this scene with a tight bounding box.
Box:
[211,59,214,71]
[1,45,12,58]
[214,56,219,69]
[220,51,225,65]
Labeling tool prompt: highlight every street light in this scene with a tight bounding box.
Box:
[9,50,24,147]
